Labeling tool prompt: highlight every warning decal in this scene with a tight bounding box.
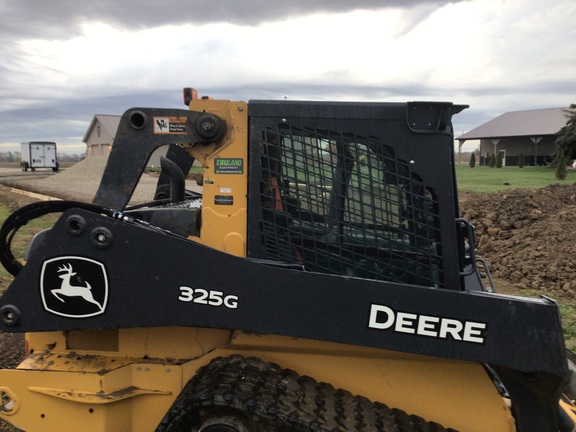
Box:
[153,117,187,134]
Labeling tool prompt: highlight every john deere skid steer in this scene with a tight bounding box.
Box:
[0,89,574,431]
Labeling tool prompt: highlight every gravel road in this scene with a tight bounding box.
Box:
[0,157,163,203]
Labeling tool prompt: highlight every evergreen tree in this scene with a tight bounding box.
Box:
[496,151,504,168]
[553,104,576,164]
[518,152,525,168]
[469,152,476,168]
[556,150,567,180]
[489,153,496,168]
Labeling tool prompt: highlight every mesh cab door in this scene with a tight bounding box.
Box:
[247,101,467,290]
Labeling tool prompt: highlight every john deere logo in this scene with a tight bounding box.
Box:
[40,257,108,318]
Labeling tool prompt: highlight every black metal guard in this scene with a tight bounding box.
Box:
[247,101,466,290]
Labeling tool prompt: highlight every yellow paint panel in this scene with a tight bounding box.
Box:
[0,363,181,432]
[184,99,249,256]
[3,330,516,432]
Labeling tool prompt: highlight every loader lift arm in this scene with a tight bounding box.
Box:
[93,108,224,210]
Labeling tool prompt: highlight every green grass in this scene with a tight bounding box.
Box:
[560,300,576,352]
[0,209,59,295]
[456,165,574,193]
[0,206,12,293]
[0,206,9,224]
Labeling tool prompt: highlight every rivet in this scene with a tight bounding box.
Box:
[1,305,21,326]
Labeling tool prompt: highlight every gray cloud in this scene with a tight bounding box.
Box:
[2,77,570,152]
[0,0,463,39]
[0,90,181,144]
[1,0,573,154]
[0,80,434,150]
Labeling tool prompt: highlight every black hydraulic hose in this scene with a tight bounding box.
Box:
[0,201,114,276]
[160,156,185,203]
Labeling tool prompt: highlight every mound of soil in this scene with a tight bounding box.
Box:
[460,183,576,293]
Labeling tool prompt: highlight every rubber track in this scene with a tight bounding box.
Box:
[156,355,458,432]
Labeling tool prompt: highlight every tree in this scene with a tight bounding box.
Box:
[553,104,576,165]
[489,153,496,168]
[496,151,504,168]
[518,152,525,168]
[556,150,567,180]
[469,152,476,168]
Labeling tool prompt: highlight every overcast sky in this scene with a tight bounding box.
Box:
[1,0,574,153]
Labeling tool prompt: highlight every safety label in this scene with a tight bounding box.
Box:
[214,158,244,174]
[153,117,187,134]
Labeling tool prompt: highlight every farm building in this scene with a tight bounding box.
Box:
[457,107,572,166]
[83,114,165,165]
[83,114,120,157]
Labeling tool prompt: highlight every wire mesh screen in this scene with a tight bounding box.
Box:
[259,125,444,288]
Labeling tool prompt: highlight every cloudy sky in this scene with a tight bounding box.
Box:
[0,0,574,153]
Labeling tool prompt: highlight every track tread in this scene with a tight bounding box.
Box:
[156,355,458,432]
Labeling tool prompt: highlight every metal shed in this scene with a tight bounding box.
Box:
[457,107,572,166]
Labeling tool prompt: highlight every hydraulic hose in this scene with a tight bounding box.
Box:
[0,201,114,276]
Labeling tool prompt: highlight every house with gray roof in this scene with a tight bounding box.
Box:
[83,114,166,165]
[83,114,121,157]
[457,107,571,166]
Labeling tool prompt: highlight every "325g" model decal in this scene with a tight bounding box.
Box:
[178,286,239,309]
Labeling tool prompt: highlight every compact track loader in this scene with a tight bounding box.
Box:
[0,89,575,431]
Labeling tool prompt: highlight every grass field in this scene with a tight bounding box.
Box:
[456,165,574,193]
[0,208,59,291]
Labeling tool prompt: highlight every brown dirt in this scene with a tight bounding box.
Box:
[459,183,576,294]
[0,190,38,365]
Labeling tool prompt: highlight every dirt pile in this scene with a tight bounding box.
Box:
[460,183,576,293]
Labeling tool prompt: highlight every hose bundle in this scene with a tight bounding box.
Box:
[0,201,112,276]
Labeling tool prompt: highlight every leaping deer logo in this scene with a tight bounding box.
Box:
[51,263,104,312]
[41,257,108,318]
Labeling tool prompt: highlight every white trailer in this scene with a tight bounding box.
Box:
[20,141,59,172]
